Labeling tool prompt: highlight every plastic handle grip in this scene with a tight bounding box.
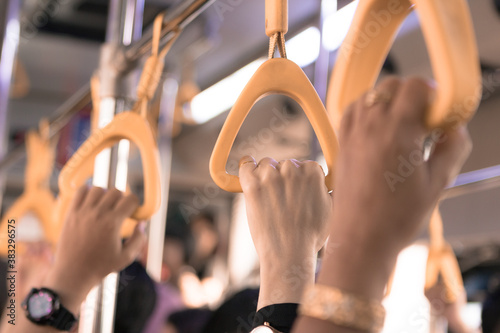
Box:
[58,112,161,221]
[25,131,55,189]
[327,0,481,129]
[425,208,464,303]
[265,0,288,36]
[0,190,57,256]
[210,58,339,193]
[0,130,58,256]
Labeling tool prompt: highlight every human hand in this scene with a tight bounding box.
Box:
[240,156,333,308]
[294,77,473,333]
[44,186,147,313]
[319,77,472,299]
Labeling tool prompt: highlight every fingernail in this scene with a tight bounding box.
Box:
[427,80,437,89]
[427,80,437,104]
[239,156,256,168]
[138,221,147,234]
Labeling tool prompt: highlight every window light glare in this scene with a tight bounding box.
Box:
[286,27,321,68]
[322,0,359,51]
[191,58,266,124]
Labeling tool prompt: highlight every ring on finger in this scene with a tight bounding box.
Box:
[365,89,393,107]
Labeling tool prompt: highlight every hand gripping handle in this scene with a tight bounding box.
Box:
[328,0,481,129]
[58,112,161,221]
[210,58,338,193]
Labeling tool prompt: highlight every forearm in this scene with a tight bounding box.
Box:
[292,215,399,333]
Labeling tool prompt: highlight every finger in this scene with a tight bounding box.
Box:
[389,78,433,131]
[339,100,355,137]
[365,76,401,115]
[98,188,123,210]
[82,186,106,208]
[279,159,301,178]
[239,156,258,193]
[257,157,279,169]
[114,193,140,219]
[302,160,329,190]
[239,155,257,173]
[278,159,301,170]
[118,222,147,270]
[70,185,89,212]
[302,160,325,175]
[257,158,281,184]
[428,126,472,191]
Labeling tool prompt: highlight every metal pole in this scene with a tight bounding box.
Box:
[0,0,216,174]
[0,0,20,210]
[443,165,500,200]
[146,77,178,281]
[79,1,144,333]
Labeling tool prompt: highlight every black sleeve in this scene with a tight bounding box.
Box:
[252,303,299,333]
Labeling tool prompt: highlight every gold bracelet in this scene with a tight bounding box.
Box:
[299,284,386,332]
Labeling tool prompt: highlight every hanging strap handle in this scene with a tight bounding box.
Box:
[266,0,287,59]
[425,207,464,303]
[133,13,181,118]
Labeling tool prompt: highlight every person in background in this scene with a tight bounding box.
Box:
[163,308,213,333]
[114,262,157,333]
[139,220,189,333]
[189,212,219,280]
[482,284,500,333]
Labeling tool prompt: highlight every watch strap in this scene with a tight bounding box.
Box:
[252,303,298,333]
[51,306,77,331]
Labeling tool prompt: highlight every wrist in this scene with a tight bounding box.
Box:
[318,230,398,301]
[42,265,98,314]
[258,255,316,310]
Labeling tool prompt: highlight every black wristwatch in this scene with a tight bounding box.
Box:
[22,287,78,331]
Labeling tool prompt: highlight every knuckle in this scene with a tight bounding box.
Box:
[381,75,401,86]
[260,166,279,182]
[108,188,122,197]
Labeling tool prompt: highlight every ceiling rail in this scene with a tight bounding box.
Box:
[0,0,215,172]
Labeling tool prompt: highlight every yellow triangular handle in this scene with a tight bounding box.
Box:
[57,112,162,225]
[0,129,57,256]
[425,207,464,303]
[210,58,339,192]
[327,0,481,129]
[25,129,56,189]
[0,191,57,256]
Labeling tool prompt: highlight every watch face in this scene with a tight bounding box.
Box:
[252,326,275,333]
[28,291,54,320]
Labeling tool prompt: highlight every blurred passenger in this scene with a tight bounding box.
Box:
[482,284,500,333]
[189,212,219,279]
[163,308,213,333]
[115,262,156,333]
[140,222,190,333]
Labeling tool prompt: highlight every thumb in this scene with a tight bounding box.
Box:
[119,222,147,270]
[428,126,472,192]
